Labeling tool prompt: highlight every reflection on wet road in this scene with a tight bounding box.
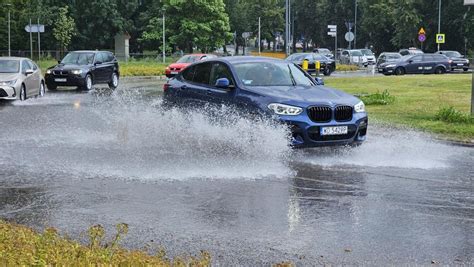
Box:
[0,78,473,265]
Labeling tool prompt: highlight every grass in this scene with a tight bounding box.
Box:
[356,90,396,105]
[0,220,210,266]
[325,74,474,142]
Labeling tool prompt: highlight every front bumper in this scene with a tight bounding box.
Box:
[279,112,368,148]
[0,85,19,100]
[450,62,469,69]
[45,73,86,87]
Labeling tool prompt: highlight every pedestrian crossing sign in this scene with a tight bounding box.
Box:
[436,34,445,44]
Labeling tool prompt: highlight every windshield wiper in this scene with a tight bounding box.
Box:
[287,65,297,86]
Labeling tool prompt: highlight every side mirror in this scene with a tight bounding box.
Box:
[25,69,34,75]
[315,77,324,85]
[460,54,465,58]
[57,60,61,64]
[215,78,230,88]
[94,61,102,65]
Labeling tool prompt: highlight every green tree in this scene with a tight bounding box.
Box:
[53,6,76,53]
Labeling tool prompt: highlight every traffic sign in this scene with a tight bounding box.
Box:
[436,34,445,44]
[25,24,45,33]
[328,32,337,37]
[345,32,354,42]
[242,32,252,39]
[418,34,426,42]
[328,25,337,29]
[418,27,425,35]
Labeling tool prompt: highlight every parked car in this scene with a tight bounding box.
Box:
[435,50,470,71]
[360,49,376,65]
[399,48,424,56]
[379,54,449,75]
[340,50,368,66]
[45,51,119,91]
[286,53,336,76]
[376,52,402,72]
[0,57,45,101]
[163,56,368,148]
[165,54,217,78]
[313,48,334,59]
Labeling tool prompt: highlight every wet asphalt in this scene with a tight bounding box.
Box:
[0,77,473,265]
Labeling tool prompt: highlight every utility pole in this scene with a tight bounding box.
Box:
[37,18,41,61]
[354,0,357,49]
[29,19,33,59]
[7,3,12,57]
[437,0,441,51]
[162,8,165,63]
[285,0,289,56]
[258,17,261,55]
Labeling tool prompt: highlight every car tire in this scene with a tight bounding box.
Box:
[464,68,469,72]
[395,67,405,75]
[39,82,45,97]
[20,84,26,101]
[108,72,119,89]
[435,67,445,74]
[83,74,93,91]
[323,68,332,76]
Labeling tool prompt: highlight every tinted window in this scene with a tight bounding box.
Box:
[192,63,212,85]
[433,55,446,61]
[62,52,95,65]
[177,55,200,63]
[210,63,234,87]
[423,55,434,61]
[234,62,314,87]
[99,52,110,62]
[313,54,327,61]
[181,66,195,81]
[28,60,38,70]
[411,56,423,62]
[95,53,105,63]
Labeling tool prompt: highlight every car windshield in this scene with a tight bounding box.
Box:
[351,50,363,56]
[410,50,424,54]
[177,55,201,63]
[234,62,315,87]
[317,49,330,54]
[288,54,310,61]
[314,54,328,60]
[361,49,374,56]
[0,60,19,73]
[61,52,95,65]
[386,54,402,61]
[444,51,462,58]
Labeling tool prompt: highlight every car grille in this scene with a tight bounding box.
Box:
[0,89,8,97]
[307,105,353,123]
[53,70,69,76]
[335,106,353,121]
[307,125,358,141]
[307,106,332,122]
[170,68,181,71]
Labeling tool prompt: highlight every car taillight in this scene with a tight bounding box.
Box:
[163,83,170,92]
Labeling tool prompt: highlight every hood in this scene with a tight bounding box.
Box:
[0,73,20,81]
[51,63,90,70]
[245,85,360,107]
[168,63,190,69]
[380,62,398,67]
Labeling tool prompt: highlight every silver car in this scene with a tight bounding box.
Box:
[0,57,45,101]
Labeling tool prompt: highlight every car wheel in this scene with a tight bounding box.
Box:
[108,72,119,89]
[84,74,93,91]
[435,67,445,74]
[20,84,26,101]
[323,68,332,76]
[395,67,405,75]
[39,82,45,97]
[464,68,469,72]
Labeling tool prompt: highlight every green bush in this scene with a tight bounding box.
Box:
[435,106,473,124]
[357,90,396,105]
[336,64,359,71]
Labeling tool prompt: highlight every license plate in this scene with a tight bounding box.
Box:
[457,64,464,66]
[320,126,348,136]
[171,71,179,75]
[54,78,66,82]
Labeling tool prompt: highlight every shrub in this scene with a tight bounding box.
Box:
[435,106,473,124]
[357,90,396,105]
[0,220,211,266]
[336,64,359,71]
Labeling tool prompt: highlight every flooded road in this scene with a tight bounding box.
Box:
[0,78,473,265]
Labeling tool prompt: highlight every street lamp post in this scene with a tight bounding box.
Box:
[438,0,441,51]
[6,3,12,57]
[354,0,357,49]
[162,8,166,63]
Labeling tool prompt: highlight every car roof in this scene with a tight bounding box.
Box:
[0,57,30,61]
[67,50,111,54]
[218,56,284,64]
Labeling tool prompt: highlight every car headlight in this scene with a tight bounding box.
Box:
[0,80,17,86]
[268,103,303,116]
[385,64,396,68]
[71,69,83,75]
[354,101,366,113]
[46,69,52,74]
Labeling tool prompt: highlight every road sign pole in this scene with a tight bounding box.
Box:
[335,28,337,61]
[37,18,41,61]
[471,61,474,115]
[8,10,11,57]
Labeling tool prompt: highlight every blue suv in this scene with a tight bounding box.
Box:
[163,57,368,147]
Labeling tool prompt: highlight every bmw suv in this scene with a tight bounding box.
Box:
[45,51,120,91]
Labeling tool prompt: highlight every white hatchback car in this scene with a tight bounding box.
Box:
[0,57,45,101]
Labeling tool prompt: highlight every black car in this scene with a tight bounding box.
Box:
[435,50,470,72]
[312,48,334,59]
[45,51,120,91]
[379,54,449,75]
[286,53,336,76]
[376,52,402,72]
